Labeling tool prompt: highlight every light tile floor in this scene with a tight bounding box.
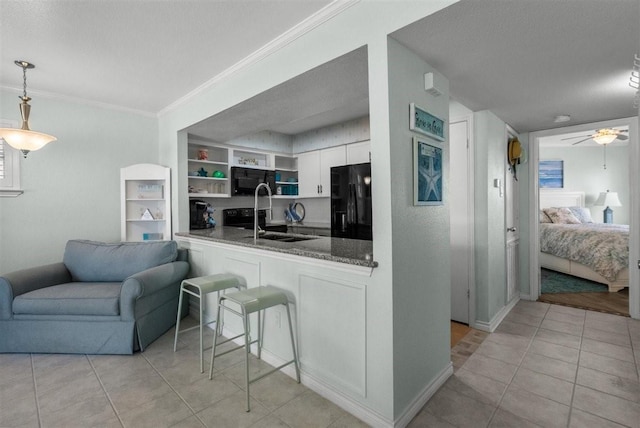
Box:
[0,317,367,428]
[2,301,639,428]
[411,301,640,428]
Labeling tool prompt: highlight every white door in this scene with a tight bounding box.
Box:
[505,132,520,304]
[450,119,471,324]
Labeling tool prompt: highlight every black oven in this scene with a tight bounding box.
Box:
[223,208,288,233]
[230,167,276,196]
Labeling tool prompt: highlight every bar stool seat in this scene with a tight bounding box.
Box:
[209,285,300,411]
[173,273,243,373]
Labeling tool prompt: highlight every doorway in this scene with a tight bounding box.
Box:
[528,117,639,319]
[450,116,475,325]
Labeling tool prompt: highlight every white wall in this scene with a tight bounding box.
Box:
[473,110,508,324]
[539,145,629,224]
[0,89,158,272]
[158,1,458,423]
[387,37,451,415]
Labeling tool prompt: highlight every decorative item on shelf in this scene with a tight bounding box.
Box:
[275,172,281,182]
[140,209,155,220]
[595,190,622,224]
[155,208,163,220]
[0,60,57,158]
[197,149,208,160]
[212,170,225,178]
[137,184,163,199]
[197,167,208,177]
[188,171,198,176]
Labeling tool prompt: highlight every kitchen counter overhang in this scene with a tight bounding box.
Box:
[175,227,377,268]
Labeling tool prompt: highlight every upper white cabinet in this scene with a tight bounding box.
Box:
[297,146,346,197]
[121,164,171,242]
[346,140,371,164]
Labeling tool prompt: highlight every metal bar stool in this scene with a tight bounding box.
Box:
[174,273,243,373]
[208,285,300,411]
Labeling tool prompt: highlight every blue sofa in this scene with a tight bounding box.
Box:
[0,240,189,354]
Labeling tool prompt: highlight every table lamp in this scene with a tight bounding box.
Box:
[595,190,622,223]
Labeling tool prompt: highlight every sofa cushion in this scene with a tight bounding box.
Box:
[13,282,122,316]
[63,240,178,282]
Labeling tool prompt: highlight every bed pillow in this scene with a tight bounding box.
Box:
[568,206,594,223]
[539,210,552,223]
[543,207,581,224]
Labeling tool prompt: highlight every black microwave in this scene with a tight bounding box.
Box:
[230,167,275,196]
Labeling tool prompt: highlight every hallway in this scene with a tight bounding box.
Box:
[412,300,640,427]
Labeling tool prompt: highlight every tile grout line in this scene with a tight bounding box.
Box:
[484,303,550,427]
[30,354,42,428]
[86,355,126,428]
[565,306,586,428]
[140,351,208,427]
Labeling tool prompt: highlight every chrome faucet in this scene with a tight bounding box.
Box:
[254,182,273,242]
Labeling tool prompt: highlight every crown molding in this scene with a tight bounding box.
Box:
[0,85,157,118]
[158,0,360,117]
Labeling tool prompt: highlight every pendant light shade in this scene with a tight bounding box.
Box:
[0,61,56,158]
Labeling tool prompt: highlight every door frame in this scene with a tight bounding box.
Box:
[528,116,639,319]
[450,114,476,327]
[505,125,521,305]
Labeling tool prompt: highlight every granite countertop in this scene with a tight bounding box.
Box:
[175,227,377,268]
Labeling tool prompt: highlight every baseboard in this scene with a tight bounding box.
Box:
[218,325,395,427]
[393,362,453,427]
[472,296,520,333]
[519,293,533,301]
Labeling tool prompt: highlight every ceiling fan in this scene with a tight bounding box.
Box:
[561,128,629,146]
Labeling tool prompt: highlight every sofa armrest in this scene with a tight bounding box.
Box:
[120,261,189,321]
[0,262,72,320]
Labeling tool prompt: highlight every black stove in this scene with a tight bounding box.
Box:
[222,208,288,233]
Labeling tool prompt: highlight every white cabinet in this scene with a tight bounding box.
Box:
[121,164,171,242]
[346,140,371,164]
[297,146,346,197]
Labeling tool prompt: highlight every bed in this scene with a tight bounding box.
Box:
[539,191,629,292]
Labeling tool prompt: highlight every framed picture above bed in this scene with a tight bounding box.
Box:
[539,160,564,188]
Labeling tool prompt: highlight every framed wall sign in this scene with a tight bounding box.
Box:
[414,137,443,206]
[410,103,445,141]
[539,160,564,188]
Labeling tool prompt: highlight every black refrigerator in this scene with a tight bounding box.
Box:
[330,162,372,241]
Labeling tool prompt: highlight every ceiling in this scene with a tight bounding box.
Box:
[392,0,639,133]
[0,0,333,114]
[1,0,638,139]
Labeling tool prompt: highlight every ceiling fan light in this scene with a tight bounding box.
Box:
[593,134,617,145]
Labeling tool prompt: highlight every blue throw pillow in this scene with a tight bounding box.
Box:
[568,206,593,223]
[63,240,178,282]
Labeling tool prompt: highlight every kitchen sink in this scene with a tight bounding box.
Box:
[260,234,318,243]
[246,233,318,243]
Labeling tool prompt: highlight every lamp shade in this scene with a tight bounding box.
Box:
[595,191,622,207]
[593,134,617,145]
[0,128,57,152]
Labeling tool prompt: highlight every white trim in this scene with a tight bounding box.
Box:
[158,0,360,117]
[519,293,533,301]
[0,119,23,197]
[473,295,520,332]
[528,116,639,319]
[393,363,453,428]
[218,324,395,427]
[450,115,476,326]
[0,85,157,118]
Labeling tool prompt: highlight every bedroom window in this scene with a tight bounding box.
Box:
[0,119,23,197]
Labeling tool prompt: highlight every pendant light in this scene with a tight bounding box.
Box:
[0,60,56,158]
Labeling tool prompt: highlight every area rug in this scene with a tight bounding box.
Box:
[541,268,608,293]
